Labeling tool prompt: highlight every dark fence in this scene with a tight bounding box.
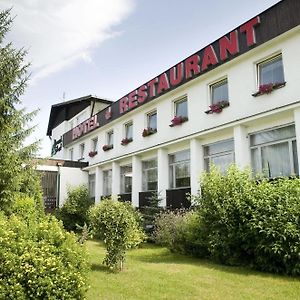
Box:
[118,193,132,203]
[44,196,57,213]
[138,191,154,207]
[166,188,191,209]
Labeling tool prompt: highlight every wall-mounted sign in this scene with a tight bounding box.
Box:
[119,17,260,114]
[72,115,100,140]
[62,0,300,147]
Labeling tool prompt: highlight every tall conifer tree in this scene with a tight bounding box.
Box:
[0,9,41,214]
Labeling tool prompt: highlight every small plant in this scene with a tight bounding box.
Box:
[169,116,188,127]
[142,127,157,137]
[121,137,133,145]
[252,81,286,96]
[205,100,229,114]
[89,199,145,271]
[102,144,113,151]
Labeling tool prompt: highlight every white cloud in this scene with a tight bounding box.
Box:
[0,0,135,82]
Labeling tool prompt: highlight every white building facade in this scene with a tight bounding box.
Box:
[47,0,300,208]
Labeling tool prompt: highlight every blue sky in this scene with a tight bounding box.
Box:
[0,0,280,157]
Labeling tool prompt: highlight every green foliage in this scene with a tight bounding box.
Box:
[193,165,300,274]
[153,209,185,250]
[0,197,89,299]
[153,209,208,257]
[89,198,145,271]
[0,9,40,214]
[139,192,163,240]
[56,185,93,231]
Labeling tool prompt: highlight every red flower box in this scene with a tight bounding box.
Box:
[121,138,133,146]
[205,100,229,114]
[252,81,286,97]
[88,151,98,157]
[169,116,188,127]
[102,144,113,151]
[142,127,157,137]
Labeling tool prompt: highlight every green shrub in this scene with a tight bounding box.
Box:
[0,197,89,299]
[175,211,208,258]
[57,185,93,231]
[194,165,300,274]
[152,209,185,250]
[89,198,145,271]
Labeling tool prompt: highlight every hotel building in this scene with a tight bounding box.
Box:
[45,0,300,209]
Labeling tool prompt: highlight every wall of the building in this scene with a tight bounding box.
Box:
[49,24,300,207]
[37,164,88,207]
[59,167,88,206]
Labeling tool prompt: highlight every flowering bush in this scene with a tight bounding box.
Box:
[121,137,133,145]
[252,81,286,96]
[142,127,157,137]
[206,100,229,114]
[0,197,89,299]
[88,151,97,157]
[169,116,188,127]
[102,144,113,151]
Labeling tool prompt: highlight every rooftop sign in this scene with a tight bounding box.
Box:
[119,17,260,114]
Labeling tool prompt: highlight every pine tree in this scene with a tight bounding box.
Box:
[0,9,41,214]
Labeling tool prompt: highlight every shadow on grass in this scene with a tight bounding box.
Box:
[91,263,111,274]
[130,243,299,282]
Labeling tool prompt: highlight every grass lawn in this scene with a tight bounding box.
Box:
[86,240,300,300]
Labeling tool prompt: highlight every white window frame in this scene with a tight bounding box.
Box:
[120,165,132,194]
[79,143,85,159]
[106,130,114,146]
[204,139,235,173]
[210,78,229,105]
[124,122,133,140]
[92,137,98,152]
[146,110,157,131]
[88,174,95,199]
[142,158,158,192]
[69,148,74,161]
[250,124,298,177]
[103,169,112,196]
[174,96,188,118]
[169,150,190,189]
[257,53,284,87]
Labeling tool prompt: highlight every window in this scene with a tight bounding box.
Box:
[142,159,158,191]
[210,79,228,105]
[147,111,157,131]
[174,97,188,118]
[125,122,133,140]
[204,139,234,173]
[107,130,114,146]
[120,165,132,194]
[258,54,284,86]
[69,148,73,161]
[103,169,112,196]
[89,174,95,200]
[79,143,85,159]
[250,125,298,177]
[92,138,98,152]
[169,150,190,189]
